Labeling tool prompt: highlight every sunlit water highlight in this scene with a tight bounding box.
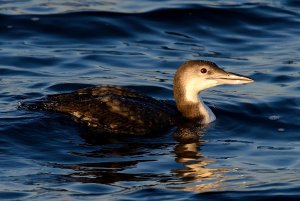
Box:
[0,0,300,200]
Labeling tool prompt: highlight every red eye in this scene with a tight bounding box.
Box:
[200,68,207,74]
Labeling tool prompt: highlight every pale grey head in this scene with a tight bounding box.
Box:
[173,60,254,124]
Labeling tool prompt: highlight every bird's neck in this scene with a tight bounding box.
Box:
[173,83,216,124]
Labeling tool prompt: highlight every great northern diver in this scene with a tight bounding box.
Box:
[19,60,253,135]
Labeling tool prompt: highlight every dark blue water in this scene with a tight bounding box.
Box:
[1,0,300,200]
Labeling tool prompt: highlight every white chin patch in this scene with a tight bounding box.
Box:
[185,93,199,103]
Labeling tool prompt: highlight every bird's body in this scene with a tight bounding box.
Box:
[19,60,253,135]
[27,85,181,135]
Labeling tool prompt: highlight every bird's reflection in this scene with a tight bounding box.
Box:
[171,123,230,192]
[52,124,232,192]
[171,140,229,192]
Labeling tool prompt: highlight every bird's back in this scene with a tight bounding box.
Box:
[20,86,180,135]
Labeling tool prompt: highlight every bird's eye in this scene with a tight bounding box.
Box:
[200,68,207,74]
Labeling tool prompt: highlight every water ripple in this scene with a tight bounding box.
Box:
[1,1,300,200]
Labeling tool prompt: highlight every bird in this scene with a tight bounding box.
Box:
[19,60,254,135]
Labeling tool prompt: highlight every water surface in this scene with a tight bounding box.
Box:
[1,0,300,200]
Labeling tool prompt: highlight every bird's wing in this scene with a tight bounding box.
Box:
[44,93,175,135]
[21,86,179,135]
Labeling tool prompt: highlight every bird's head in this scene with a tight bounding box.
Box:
[174,60,254,102]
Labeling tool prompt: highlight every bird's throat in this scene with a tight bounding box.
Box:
[197,96,216,124]
[174,87,216,123]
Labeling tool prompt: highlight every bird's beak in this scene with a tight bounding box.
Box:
[212,71,254,85]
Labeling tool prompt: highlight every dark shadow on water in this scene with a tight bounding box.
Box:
[46,121,231,192]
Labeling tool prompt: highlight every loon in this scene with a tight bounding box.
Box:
[19,60,253,135]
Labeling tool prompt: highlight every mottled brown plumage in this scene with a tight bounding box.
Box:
[21,85,181,135]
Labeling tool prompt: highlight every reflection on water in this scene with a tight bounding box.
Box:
[50,126,232,193]
[1,0,300,200]
[172,140,231,192]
